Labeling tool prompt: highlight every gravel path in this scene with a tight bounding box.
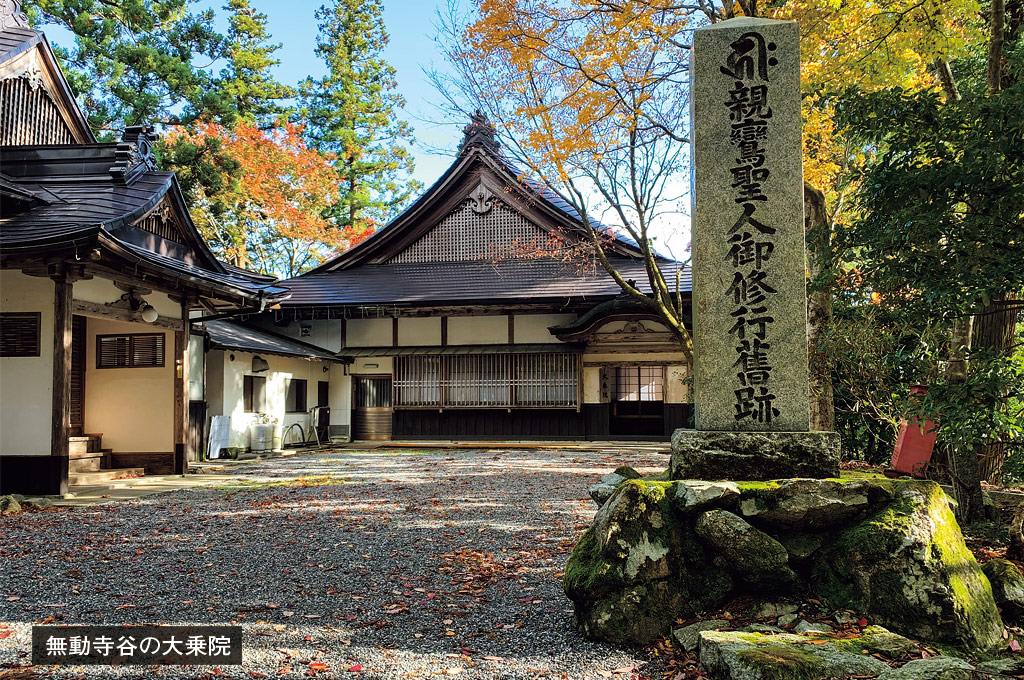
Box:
[1,446,671,679]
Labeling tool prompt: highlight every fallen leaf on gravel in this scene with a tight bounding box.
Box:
[612,666,636,674]
[347,664,363,672]
[309,662,328,671]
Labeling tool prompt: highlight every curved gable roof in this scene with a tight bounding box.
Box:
[307,129,647,273]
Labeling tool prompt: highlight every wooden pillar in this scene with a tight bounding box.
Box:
[51,275,72,495]
[173,300,189,474]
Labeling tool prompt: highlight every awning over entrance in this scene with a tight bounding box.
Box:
[339,343,585,358]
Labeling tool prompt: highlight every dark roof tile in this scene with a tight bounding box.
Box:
[280,258,690,307]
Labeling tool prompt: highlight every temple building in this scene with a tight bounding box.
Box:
[208,114,695,443]
[0,6,285,494]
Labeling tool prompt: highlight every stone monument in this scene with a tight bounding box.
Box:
[671,17,840,481]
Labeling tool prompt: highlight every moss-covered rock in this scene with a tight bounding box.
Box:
[695,509,797,588]
[566,478,1003,652]
[811,481,1003,651]
[564,479,732,643]
[983,558,1024,625]
[875,657,975,680]
[697,629,889,680]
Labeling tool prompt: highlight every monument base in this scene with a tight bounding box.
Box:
[670,429,841,481]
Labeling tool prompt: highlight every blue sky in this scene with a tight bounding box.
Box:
[210,0,465,186]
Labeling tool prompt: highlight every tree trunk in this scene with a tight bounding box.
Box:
[974,295,1020,482]
[945,315,986,524]
[804,183,835,432]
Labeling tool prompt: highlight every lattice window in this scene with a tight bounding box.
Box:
[615,365,665,402]
[394,353,579,408]
[0,76,75,146]
[387,200,549,263]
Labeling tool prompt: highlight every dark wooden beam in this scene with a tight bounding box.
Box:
[392,316,399,348]
[72,299,185,331]
[441,317,448,347]
[51,274,72,495]
[173,307,188,474]
[508,314,515,344]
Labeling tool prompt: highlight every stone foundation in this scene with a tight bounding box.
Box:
[670,429,841,481]
[563,477,1003,650]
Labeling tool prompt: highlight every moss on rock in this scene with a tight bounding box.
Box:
[812,481,1003,651]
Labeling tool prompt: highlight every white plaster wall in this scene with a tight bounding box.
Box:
[448,316,507,345]
[84,318,173,452]
[250,318,342,353]
[347,318,392,348]
[398,317,441,346]
[211,350,331,449]
[514,313,575,343]
[188,334,205,401]
[73,278,181,319]
[0,271,54,455]
[582,366,602,404]
[329,364,351,428]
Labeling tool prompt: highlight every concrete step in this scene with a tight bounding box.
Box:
[67,467,144,487]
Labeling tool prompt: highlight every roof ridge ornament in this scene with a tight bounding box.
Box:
[458,109,500,155]
[1,0,29,30]
[109,125,157,184]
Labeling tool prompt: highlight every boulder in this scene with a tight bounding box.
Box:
[743,624,785,634]
[676,481,740,510]
[777,614,799,628]
[983,558,1024,624]
[672,619,730,653]
[0,495,22,514]
[811,481,1004,651]
[565,478,1002,651]
[976,658,1024,676]
[750,601,800,619]
[859,625,918,659]
[739,479,873,531]
[697,630,889,680]
[875,657,975,680]
[564,480,732,644]
[793,620,831,634]
[695,510,797,588]
[670,430,840,481]
[23,497,54,510]
[588,466,643,507]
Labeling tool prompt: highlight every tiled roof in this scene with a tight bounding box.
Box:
[202,320,340,361]
[279,257,690,307]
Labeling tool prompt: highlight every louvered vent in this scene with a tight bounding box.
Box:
[97,333,165,368]
[0,77,76,146]
[0,312,40,357]
[388,200,549,264]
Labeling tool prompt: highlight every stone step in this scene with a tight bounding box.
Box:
[67,468,144,487]
[69,455,104,473]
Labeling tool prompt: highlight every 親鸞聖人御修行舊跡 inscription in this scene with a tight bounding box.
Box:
[689,17,810,434]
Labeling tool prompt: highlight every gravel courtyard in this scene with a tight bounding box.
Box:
[0,446,670,679]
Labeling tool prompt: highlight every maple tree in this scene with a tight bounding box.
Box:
[298,0,421,234]
[439,0,1002,432]
[167,121,371,276]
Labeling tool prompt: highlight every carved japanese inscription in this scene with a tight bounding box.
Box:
[690,18,810,432]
